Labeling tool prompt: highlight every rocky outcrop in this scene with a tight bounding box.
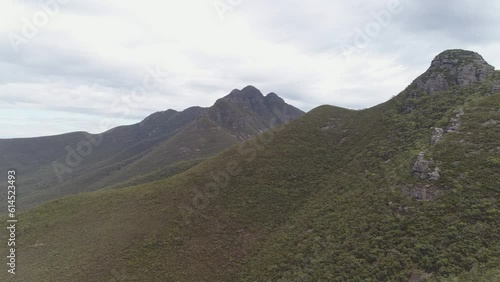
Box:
[430,127,444,145]
[429,108,465,145]
[416,72,449,94]
[428,167,441,181]
[492,81,500,93]
[446,108,464,133]
[413,50,495,95]
[412,152,440,181]
[412,152,430,178]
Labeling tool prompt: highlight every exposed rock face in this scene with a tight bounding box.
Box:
[416,72,449,93]
[493,81,500,93]
[430,127,444,145]
[447,118,461,133]
[413,50,495,95]
[428,167,441,181]
[446,108,465,133]
[412,152,431,179]
[412,152,440,181]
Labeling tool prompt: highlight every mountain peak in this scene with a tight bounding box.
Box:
[413,49,495,94]
[225,85,263,100]
[218,86,297,113]
[431,49,492,69]
[210,86,304,133]
[241,85,261,93]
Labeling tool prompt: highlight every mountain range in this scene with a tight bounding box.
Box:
[1,49,499,281]
[0,86,303,212]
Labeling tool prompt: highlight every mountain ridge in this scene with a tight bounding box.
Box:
[0,86,304,211]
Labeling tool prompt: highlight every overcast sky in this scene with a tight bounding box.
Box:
[1,0,500,138]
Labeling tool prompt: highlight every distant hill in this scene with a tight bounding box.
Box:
[1,50,499,281]
[0,86,304,211]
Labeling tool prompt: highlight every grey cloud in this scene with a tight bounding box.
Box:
[0,37,159,93]
[396,0,500,43]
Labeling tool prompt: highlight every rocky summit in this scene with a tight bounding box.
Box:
[209,85,304,136]
[413,49,495,94]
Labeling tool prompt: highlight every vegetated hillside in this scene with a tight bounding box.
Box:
[1,50,499,281]
[0,86,303,211]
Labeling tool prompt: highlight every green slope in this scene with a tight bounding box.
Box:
[55,116,240,193]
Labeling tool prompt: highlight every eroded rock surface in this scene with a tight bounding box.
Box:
[413,50,494,95]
